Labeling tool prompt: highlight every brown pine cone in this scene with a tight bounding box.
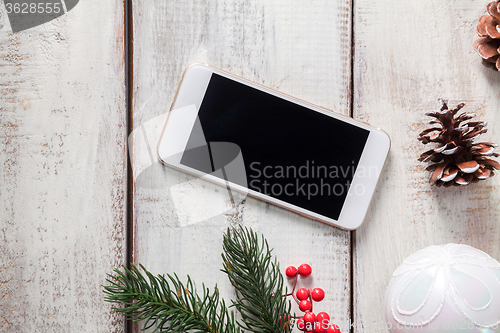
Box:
[418,99,500,187]
[474,1,500,70]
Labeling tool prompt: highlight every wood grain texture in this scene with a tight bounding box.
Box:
[131,0,352,332]
[353,0,500,332]
[0,1,126,332]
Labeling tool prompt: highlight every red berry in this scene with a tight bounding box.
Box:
[311,288,325,302]
[299,299,312,312]
[312,321,326,333]
[296,318,307,331]
[326,324,341,333]
[296,288,309,300]
[316,312,330,326]
[303,312,316,323]
[304,323,314,332]
[285,266,298,277]
[298,264,312,276]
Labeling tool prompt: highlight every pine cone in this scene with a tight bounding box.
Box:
[474,1,500,70]
[418,99,500,187]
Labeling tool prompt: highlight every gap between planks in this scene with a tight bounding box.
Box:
[125,0,134,332]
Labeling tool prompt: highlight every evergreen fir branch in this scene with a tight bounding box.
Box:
[221,227,292,333]
[103,264,240,333]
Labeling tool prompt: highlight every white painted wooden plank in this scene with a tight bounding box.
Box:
[353,1,500,332]
[0,1,126,332]
[131,0,352,332]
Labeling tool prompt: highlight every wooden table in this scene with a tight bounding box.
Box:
[2,0,500,332]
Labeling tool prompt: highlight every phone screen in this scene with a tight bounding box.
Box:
[180,73,369,220]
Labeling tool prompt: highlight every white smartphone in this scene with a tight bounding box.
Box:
[158,64,390,230]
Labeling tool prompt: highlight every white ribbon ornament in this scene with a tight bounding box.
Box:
[386,244,500,332]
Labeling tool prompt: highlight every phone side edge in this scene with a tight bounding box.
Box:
[157,64,212,165]
[337,128,391,230]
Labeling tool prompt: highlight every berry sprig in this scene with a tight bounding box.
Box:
[285,264,341,333]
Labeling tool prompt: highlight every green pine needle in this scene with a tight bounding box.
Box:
[222,227,292,333]
[103,264,239,333]
[103,227,292,333]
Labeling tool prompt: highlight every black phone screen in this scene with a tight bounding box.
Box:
[180,73,369,221]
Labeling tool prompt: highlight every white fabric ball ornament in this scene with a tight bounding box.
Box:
[385,244,500,333]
